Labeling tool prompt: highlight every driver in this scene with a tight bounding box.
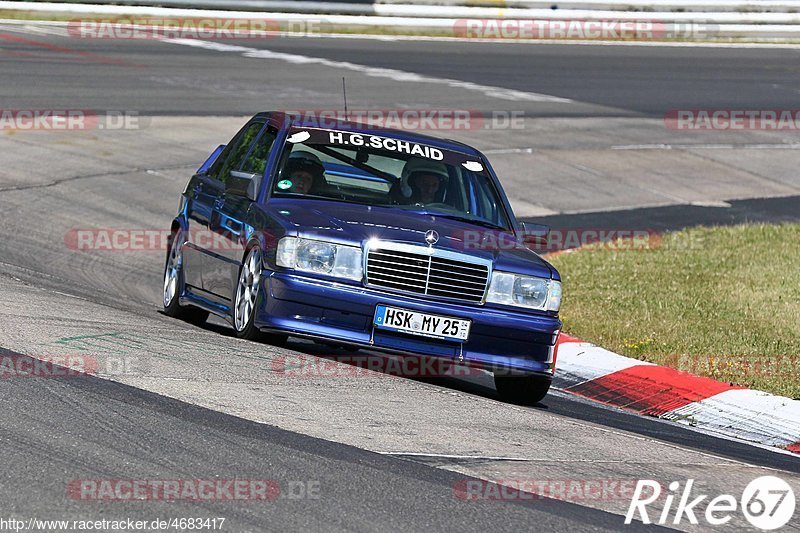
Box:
[282,151,325,194]
[399,158,449,205]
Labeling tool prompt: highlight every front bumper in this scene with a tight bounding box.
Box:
[258,272,561,375]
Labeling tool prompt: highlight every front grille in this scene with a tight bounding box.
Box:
[366,245,489,303]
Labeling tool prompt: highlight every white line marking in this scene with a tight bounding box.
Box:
[484,147,535,154]
[162,38,573,103]
[551,191,800,215]
[323,36,800,49]
[690,200,732,207]
[613,143,800,150]
[10,23,70,37]
[50,290,88,301]
[379,452,530,461]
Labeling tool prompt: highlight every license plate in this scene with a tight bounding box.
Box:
[373,305,471,342]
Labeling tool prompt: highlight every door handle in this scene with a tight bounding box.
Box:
[213,198,225,210]
[224,217,243,237]
[226,218,242,234]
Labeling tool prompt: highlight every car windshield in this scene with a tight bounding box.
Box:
[271,128,511,229]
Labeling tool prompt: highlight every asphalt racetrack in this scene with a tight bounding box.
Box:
[0,22,799,531]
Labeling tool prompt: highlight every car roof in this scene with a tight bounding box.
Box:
[257,111,484,158]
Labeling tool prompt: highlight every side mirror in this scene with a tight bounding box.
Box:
[197,144,226,174]
[518,221,550,251]
[228,170,259,201]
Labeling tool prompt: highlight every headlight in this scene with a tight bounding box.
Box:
[276,237,363,281]
[487,272,561,312]
[297,240,336,273]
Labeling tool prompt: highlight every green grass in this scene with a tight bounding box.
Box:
[548,223,800,399]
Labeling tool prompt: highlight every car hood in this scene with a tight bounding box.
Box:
[267,199,557,279]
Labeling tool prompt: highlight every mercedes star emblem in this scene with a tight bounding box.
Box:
[425,230,439,245]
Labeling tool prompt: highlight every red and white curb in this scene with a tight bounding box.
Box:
[553,334,800,455]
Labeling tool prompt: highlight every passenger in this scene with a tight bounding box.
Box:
[282,151,325,194]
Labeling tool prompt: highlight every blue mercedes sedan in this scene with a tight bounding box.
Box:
[163,112,562,403]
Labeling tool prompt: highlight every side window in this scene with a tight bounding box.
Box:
[241,127,278,176]
[469,173,500,224]
[208,124,247,180]
[209,121,264,185]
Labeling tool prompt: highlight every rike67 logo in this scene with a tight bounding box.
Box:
[626,476,796,530]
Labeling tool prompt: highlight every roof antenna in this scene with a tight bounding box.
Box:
[342,76,349,122]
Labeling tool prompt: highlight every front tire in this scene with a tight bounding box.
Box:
[234,246,287,345]
[494,374,551,405]
[163,228,209,326]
